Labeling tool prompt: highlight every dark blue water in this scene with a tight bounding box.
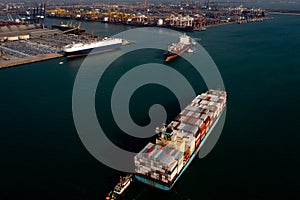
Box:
[1,14,299,199]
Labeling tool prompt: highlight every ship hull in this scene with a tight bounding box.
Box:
[135,109,224,190]
[51,25,85,33]
[64,42,121,58]
[168,25,195,32]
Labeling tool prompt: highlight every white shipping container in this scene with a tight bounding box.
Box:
[207,112,214,119]
[199,94,206,99]
[202,100,209,105]
[159,168,165,173]
[190,142,195,153]
[192,98,198,103]
[215,103,222,108]
[168,161,178,172]
[177,161,184,173]
[189,102,196,107]
[186,105,199,112]
[169,167,178,181]
[211,97,219,102]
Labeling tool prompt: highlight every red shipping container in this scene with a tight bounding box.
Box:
[145,146,155,158]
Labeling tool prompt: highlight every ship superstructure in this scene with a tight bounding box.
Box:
[135,89,227,190]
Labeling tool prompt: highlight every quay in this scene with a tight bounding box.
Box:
[0,2,271,69]
[0,22,67,69]
[45,2,269,31]
[0,53,63,69]
[0,21,94,69]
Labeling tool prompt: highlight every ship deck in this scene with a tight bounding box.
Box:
[135,108,225,190]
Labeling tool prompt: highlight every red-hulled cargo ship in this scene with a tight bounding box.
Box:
[164,33,196,62]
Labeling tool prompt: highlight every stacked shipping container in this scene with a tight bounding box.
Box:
[172,89,226,147]
[135,142,184,183]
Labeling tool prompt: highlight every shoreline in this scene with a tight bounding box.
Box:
[268,12,300,16]
[205,17,271,29]
[0,53,63,69]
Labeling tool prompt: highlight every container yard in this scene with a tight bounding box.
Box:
[0,16,116,69]
[0,27,80,69]
[0,24,54,68]
[44,2,269,31]
[0,1,270,69]
[1,1,271,33]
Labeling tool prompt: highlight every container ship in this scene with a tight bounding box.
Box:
[168,25,195,32]
[106,174,133,200]
[164,33,195,62]
[134,89,227,190]
[63,37,123,58]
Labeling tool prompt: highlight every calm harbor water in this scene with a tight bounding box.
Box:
[1,14,299,200]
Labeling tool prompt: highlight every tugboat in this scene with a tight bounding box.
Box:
[105,174,133,200]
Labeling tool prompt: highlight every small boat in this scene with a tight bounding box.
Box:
[105,174,133,200]
[187,48,194,53]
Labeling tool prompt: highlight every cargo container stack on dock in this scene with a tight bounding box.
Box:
[134,89,227,190]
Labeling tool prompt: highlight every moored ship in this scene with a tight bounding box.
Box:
[164,33,195,62]
[63,37,123,58]
[134,89,227,190]
[51,21,85,35]
[168,25,195,32]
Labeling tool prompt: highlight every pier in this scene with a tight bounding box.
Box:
[0,28,71,69]
[0,2,271,69]
[0,21,98,69]
[0,53,63,69]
